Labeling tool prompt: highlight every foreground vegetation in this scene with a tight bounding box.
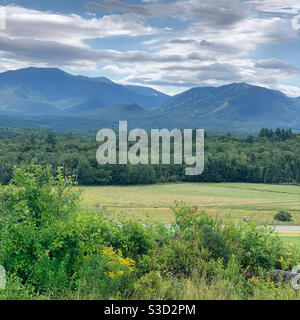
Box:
[0,166,300,300]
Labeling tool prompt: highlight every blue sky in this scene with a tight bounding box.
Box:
[0,0,300,96]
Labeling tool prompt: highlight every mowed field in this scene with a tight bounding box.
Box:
[80,182,300,244]
[80,182,300,224]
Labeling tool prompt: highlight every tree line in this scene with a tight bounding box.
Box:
[0,127,299,185]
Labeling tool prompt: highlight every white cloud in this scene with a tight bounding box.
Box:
[87,0,245,27]
[102,64,136,74]
[255,58,300,75]
[0,2,300,96]
[1,5,157,47]
[274,84,300,97]
[255,82,300,97]
[247,0,300,14]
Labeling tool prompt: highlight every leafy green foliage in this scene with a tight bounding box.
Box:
[0,166,300,300]
[274,210,293,222]
[0,165,81,285]
[238,223,284,270]
[0,127,300,186]
[76,247,135,299]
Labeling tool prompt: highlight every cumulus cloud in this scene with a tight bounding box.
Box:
[102,64,136,74]
[85,1,153,16]
[246,0,300,14]
[2,5,157,47]
[255,58,300,75]
[0,32,189,69]
[0,2,300,96]
[86,0,245,28]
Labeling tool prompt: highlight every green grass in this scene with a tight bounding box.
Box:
[80,182,300,225]
[280,236,300,246]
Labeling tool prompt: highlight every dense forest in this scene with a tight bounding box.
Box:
[0,127,299,186]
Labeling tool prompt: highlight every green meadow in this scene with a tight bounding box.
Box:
[80,182,300,244]
[80,182,300,225]
[280,236,300,246]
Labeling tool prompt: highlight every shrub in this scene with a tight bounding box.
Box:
[238,223,284,270]
[112,220,156,259]
[75,247,135,299]
[1,167,300,300]
[172,202,216,237]
[171,203,239,266]
[199,224,232,264]
[28,254,71,295]
[157,238,203,276]
[274,210,293,222]
[0,165,82,290]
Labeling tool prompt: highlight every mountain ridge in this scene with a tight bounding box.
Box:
[0,67,300,134]
[157,82,299,123]
[0,67,169,113]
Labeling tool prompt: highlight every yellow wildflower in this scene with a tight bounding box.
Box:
[249,276,260,285]
[101,247,115,257]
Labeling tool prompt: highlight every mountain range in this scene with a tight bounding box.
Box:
[0,67,300,135]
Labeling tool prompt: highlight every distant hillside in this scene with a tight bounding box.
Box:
[158,83,298,121]
[73,103,147,121]
[151,83,300,132]
[0,67,169,114]
[124,85,169,105]
[0,68,300,135]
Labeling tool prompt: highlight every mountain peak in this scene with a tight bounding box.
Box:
[0,66,169,111]
[223,82,253,90]
[157,81,298,125]
[14,67,66,74]
[76,75,115,84]
[0,67,72,79]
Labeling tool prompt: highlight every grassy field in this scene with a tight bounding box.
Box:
[80,182,300,245]
[280,236,300,246]
[80,182,300,225]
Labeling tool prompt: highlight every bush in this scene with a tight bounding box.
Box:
[199,224,233,264]
[1,166,300,300]
[112,220,156,259]
[75,247,135,299]
[274,210,293,222]
[238,223,285,270]
[0,165,81,282]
